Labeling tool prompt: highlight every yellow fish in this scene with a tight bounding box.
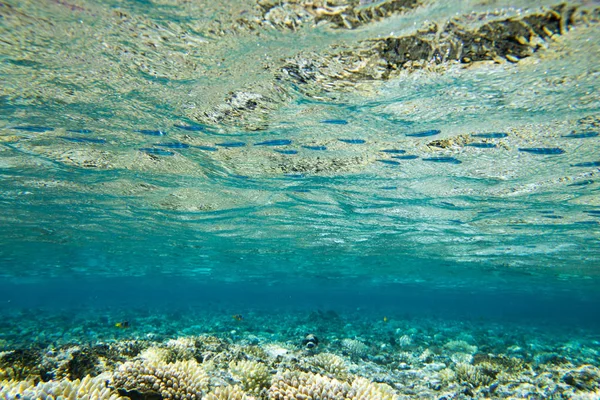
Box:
[114,321,130,329]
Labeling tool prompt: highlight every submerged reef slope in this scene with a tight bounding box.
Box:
[1,311,600,399]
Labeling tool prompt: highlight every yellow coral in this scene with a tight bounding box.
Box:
[112,359,209,399]
[0,374,124,399]
[308,353,348,380]
[268,370,398,399]
[229,360,271,395]
[205,385,255,400]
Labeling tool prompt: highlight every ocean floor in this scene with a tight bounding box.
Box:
[1,283,600,399]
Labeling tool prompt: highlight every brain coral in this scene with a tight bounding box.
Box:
[112,359,209,399]
[0,374,124,400]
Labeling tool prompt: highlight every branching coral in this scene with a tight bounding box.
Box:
[0,374,123,400]
[205,385,255,400]
[307,353,348,380]
[268,370,398,399]
[229,360,271,395]
[112,359,209,399]
[340,339,369,359]
[454,363,493,388]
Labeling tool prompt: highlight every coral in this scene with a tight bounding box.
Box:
[0,350,41,382]
[54,348,103,380]
[473,354,526,373]
[444,340,478,354]
[438,368,456,383]
[268,370,398,399]
[229,360,271,395]
[340,339,369,359]
[308,353,348,380]
[396,335,412,348]
[348,377,398,399]
[454,363,493,388]
[0,374,124,400]
[269,370,350,399]
[112,359,210,399]
[205,385,255,400]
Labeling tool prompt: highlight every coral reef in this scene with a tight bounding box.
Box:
[0,374,124,400]
[1,310,599,399]
[111,359,210,399]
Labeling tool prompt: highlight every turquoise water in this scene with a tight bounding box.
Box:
[1,0,600,398]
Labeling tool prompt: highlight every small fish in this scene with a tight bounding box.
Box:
[138,129,166,136]
[392,155,419,160]
[275,149,298,155]
[466,142,497,148]
[567,180,593,187]
[174,124,208,132]
[11,126,54,133]
[383,316,389,323]
[321,119,348,125]
[571,161,600,167]
[338,139,366,144]
[380,186,397,190]
[406,129,440,137]
[302,145,327,151]
[381,149,406,154]
[562,131,598,139]
[232,314,243,321]
[422,156,462,164]
[66,129,93,134]
[195,146,218,152]
[518,147,565,155]
[215,142,246,148]
[155,142,190,149]
[377,159,400,165]
[254,139,292,146]
[59,136,106,144]
[114,321,130,329]
[139,148,174,156]
[293,189,311,193]
[543,215,563,219]
[478,208,501,215]
[472,132,508,139]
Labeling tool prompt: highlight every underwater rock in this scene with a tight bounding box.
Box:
[562,365,600,392]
